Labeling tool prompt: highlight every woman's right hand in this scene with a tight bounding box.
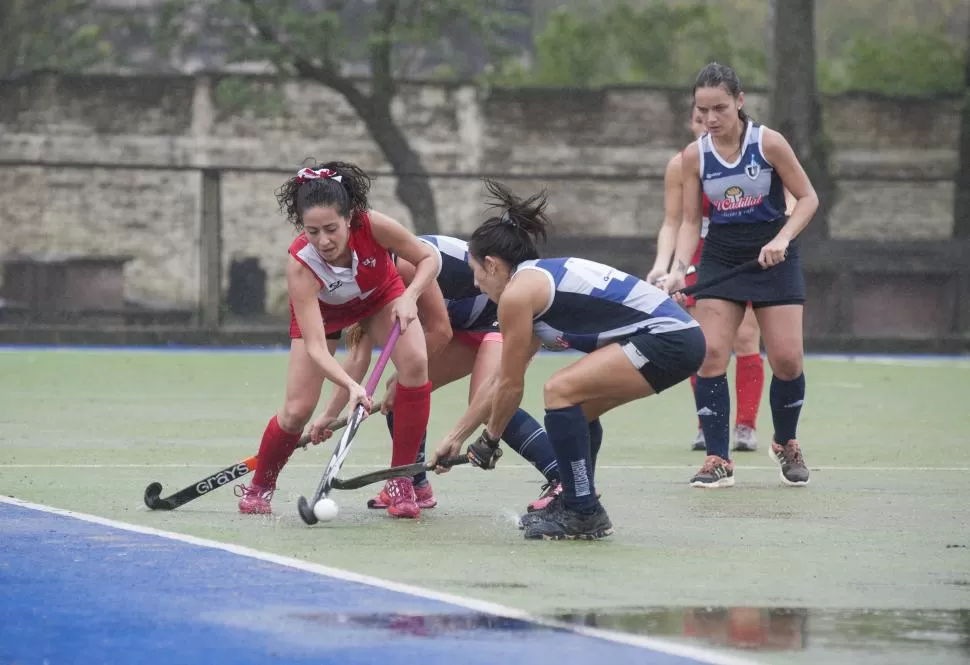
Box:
[663,268,688,306]
[347,382,373,421]
[646,265,668,287]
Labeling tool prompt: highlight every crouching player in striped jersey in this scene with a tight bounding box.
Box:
[432,180,706,540]
[312,234,562,513]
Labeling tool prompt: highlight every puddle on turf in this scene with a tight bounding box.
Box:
[289,607,970,660]
[551,607,970,656]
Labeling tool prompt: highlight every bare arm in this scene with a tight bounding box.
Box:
[395,255,453,358]
[648,153,685,283]
[318,333,374,421]
[484,271,547,438]
[288,256,359,390]
[670,143,704,281]
[763,128,819,241]
[369,211,438,305]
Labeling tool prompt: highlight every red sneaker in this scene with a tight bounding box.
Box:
[383,477,420,519]
[527,481,562,512]
[234,483,273,514]
[367,480,436,510]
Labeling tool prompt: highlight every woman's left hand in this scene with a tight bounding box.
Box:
[390,294,419,332]
[758,235,790,268]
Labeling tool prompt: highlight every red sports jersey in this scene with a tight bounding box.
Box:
[288,211,405,337]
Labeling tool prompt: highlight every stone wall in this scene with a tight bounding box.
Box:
[0,73,960,313]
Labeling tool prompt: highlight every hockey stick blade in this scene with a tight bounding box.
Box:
[142,402,381,511]
[331,456,469,491]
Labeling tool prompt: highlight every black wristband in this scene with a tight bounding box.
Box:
[481,430,500,448]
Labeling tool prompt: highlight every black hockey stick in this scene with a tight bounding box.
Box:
[297,323,401,525]
[143,401,383,510]
[331,455,469,491]
[676,258,763,297]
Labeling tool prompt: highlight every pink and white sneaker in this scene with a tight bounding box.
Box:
[383,477,421,519]
[527,481,562,512]
[368,480,437,510]
[235,483,273,514]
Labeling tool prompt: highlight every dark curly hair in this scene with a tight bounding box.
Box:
[276,160,372,230]
[468,179,550,267]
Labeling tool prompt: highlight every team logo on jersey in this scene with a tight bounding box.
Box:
[744,154,761,180]
[361,257,376,268]
[713,186,764,212]
[326,280,343,293]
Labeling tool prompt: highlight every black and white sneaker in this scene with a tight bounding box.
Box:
[523,503,614,541]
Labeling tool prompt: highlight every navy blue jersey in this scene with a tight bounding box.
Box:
[700,122,786,225]
[418,235,497,332]
[513,257,698,353]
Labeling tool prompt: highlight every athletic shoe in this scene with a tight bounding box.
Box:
[769,440,810,486]
[235,483,273,514]
[689,455,735,488]
[383,477,421,519]
[733,424,758,452]
[692,428,706,451]
[527,481,562,512]
[518,494,561,530]
[523,503,614,541]
[368,480,437,510]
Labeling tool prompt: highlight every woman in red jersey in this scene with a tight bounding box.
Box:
[236,161,437,520]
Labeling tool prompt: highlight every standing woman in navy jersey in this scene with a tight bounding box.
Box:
[664,63,818,488]
[433,180,706,541]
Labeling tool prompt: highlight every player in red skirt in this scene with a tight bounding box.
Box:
[235,161,438,519]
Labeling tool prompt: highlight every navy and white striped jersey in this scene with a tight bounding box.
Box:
[700,122,786,225]
[514,257,698,353]
[418,235,497,332]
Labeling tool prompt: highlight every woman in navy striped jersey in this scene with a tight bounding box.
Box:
[664,62,818,489]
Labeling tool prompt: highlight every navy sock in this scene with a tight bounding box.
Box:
[695,374,731,460]
[770,373,805,444]
[386,411,429,485]
[544,405,597,512]
[588,419,603,485]
[502,409,559,482]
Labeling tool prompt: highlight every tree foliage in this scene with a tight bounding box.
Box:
[144,0,523,234]
[489,1,740,87]
[821,27,964,95]
[0,0,112,79]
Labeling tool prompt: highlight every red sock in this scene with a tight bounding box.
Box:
[252,415,302,489]
[391,381,431,467]
[690,373,700,429]
[734,353,765,429]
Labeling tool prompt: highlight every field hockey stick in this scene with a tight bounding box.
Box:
[330,456,469,491]
[142,401,384,511]
[297,321,402,525]
[676,258,763,297]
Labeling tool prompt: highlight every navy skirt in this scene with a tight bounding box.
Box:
[696,219,806,307]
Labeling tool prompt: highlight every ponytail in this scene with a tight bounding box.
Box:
[468,179,550,267]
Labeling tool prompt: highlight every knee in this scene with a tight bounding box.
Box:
[543,374,575,409]
[395,346,428,385]
[699,343,732,376]
[768,353,803,380]
[733,325,761,356]
[278,400,314,432]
